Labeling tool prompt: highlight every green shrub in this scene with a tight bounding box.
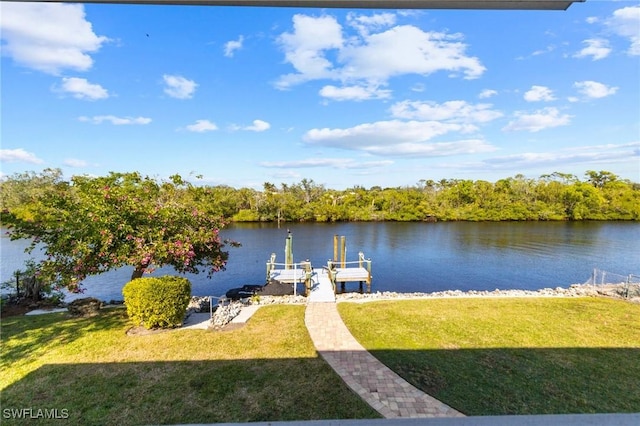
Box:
[122,276,191,329]
[232,208,260,222]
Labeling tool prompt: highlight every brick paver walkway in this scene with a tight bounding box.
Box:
[305,302,464,419]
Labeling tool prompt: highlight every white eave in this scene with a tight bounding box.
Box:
[2,0,586,10]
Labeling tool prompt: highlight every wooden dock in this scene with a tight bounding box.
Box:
[267,263,372,297]
[266,233,372,297]
[268,268,307,284]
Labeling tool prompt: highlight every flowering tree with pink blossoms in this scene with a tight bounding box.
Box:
[5,171,236,292]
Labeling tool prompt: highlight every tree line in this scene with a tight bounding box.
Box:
[1,169,639,225]
[180,170,639,222]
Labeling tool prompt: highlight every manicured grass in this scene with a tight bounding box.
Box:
[1,305,379,425]
[339,297,640,415]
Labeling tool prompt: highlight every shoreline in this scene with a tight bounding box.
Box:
[5,282,637,312]
[201,282,639,330]
[250,282,640,305]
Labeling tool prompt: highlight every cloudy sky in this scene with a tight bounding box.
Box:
[1,1,638,189]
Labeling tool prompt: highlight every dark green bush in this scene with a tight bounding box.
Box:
[122,276,191,329]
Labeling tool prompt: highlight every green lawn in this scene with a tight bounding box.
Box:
[339,297,640,415]
[3,297,639,424]
[0,305,379,425]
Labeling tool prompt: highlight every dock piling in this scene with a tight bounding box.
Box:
[285,232,293,269]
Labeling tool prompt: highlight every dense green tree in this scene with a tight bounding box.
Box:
[2,171,638,231]
[585,170,618,188]
[0,168,64,222]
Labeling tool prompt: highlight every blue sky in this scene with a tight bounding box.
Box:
[1,1,639,189]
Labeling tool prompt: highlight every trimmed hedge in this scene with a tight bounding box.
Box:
[122,276,191,329]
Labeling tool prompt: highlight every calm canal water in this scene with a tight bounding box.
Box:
[1,222,639,302]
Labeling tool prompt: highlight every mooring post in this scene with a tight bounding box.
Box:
[333,234,338,262]
[302,260,312,296]
[267,252,276,282]
[340,236,346,268]
[293,262,297,296]
[366,257,372,293]
[327,260,336,294]
[285,233,293,269]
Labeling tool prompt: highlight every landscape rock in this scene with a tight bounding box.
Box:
[67,297,103,316]
[250,294,307,305]
[187,296,211,314]
[210,301,243,329]
[334,283,637,303]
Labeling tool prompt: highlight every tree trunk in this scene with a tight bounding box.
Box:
[130,264,147,281]
[23,276,42,301]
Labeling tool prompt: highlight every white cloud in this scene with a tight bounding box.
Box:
[524,85,556,102]
[478,89,497,99]
[57,77,109,100]
[0,148,44,164]
[362,139,496,157]
[78,115,152,125]
[606,5,640,56]
[0,3,109,75]
[585,17,599,24]
[64,158,88,168]
[319,85,391,101]
[573,81,618,99]
[224,35,244,57]
[246,120,270,132]
[276,14,344,88]
[503,107,572,132]
[306,120,460,147]
[517,45,555,60]
[269,170,302,180]
[573,38,611,61]
[338,25,485,84]
[186,119,218,132]
[276,14,485,92]
[481,142,640,169]
[347,12,396,36]
[390,100,503,124]
[532,45,556,57]
[162,74,197,99]
[439,142,640,174]
[260,158,393,169]
[230,119,271,132]
[303,120,495,157]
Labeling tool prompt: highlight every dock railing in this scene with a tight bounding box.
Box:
[326,251,372,293]
[266,256,312,296]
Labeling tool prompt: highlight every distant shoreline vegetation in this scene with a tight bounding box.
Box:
[1,169,639,224]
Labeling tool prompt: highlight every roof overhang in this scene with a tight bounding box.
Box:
[2,0,586,10]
